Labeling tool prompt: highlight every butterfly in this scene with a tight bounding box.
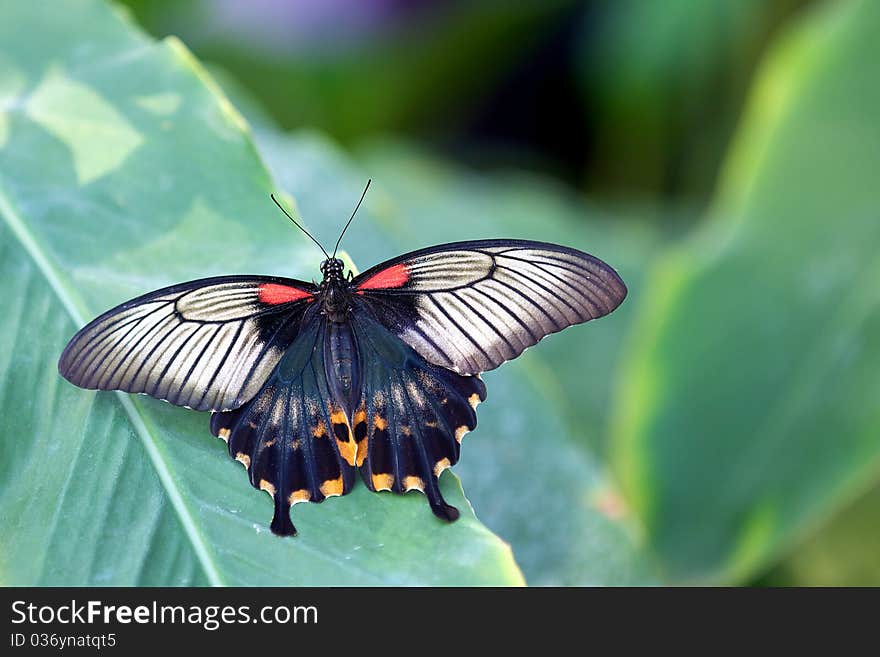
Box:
[58,183,627,536]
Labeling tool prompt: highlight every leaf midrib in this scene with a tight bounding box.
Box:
[0,183,225,587]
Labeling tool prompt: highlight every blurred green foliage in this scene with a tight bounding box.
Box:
[121,0,575,143]
[1,0,878,585]
[577,0,810,198]
[760,481,880,586]
[122,0,812,203]
[612,0,880,583]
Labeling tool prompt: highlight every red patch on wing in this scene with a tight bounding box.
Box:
[357,263,410,291]
[258,283,313,305]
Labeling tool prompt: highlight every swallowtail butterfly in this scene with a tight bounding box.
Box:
[58,185,627,535]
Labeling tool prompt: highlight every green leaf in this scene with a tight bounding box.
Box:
[610,0,880,583]
[255,130,661,584]
[0,0,523,586]
[759,479,880,586]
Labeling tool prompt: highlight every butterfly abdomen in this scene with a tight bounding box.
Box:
[324,320,360,415]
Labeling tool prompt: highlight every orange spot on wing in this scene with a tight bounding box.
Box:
[320,477,344,497]
[372,473,394,490]
[403,476,424,491]
[434,458,451,477]
[357,263,410,291]
[356,439,368,467]
[258,283,313,305]
[289,489,311,504]
[337,434,356,466]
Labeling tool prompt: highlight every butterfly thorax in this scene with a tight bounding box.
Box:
[319,257,352,323]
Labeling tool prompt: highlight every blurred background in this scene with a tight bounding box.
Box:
[112,0,878,586]
[121,0,808,208]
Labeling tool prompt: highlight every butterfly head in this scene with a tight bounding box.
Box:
[320,257,346,284]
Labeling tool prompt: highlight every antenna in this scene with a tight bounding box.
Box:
[270,193,330,260]
[332,179,371,258]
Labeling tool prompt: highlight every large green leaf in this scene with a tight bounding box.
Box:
[611,0,880,583]
[0,0,523,586]
[253,129,661,584]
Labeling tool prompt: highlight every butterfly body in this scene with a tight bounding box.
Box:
[59,239,626,536]
[325,318,359,409]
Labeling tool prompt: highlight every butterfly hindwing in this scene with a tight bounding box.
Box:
[352,239,627,375]
[350,301,486,521]
[58,276,317,411]
[210,309,357,535]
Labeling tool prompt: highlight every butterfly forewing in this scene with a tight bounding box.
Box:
[352,239,628,375]
[58,276,317,411]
